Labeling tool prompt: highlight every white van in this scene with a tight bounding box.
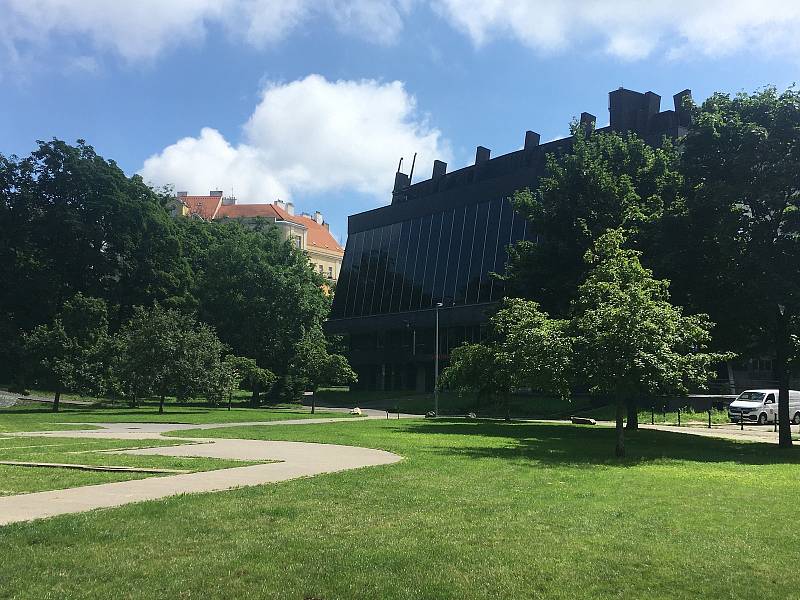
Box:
[728,389,800,425]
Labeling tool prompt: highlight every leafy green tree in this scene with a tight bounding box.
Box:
[0,140,193,381]
[571,230,730,457]
[668,87,800,447]
[508,127,682,316]
[190,220,330,399]
[118,304,224,413]
[209,355,277,410]
[288,326,357,410]
[442,299,572,419]
[24,294,112,412]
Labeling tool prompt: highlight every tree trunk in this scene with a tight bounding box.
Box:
[625,398,639,430]
[615,400,625,457]
[159,394,165,414]
[250,383,260,408]
[52,387,61,413]
[776,306,792,448]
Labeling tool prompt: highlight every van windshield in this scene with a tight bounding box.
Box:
[737,392,765,403]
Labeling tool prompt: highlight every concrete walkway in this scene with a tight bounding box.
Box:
[0,417,403,526]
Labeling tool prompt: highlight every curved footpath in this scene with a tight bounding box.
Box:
[0,414,406,526]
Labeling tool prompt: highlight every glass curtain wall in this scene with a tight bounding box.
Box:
[330,198,529,319]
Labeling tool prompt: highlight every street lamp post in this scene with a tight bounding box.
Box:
[434,302,443,417]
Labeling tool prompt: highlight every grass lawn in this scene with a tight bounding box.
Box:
[0,436,262,495]
[0,404,352,433]
[2,418,799,599]
[579,405,732,425]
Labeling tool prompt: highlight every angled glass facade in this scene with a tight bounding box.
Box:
[331,197,530,319]
[327,86,689,391]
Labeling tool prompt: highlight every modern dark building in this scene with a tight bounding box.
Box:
[326,87,692,391]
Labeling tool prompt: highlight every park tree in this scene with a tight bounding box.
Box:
[288,326,357,409]
[665,87,800,447]
[117,304,225,413]
[507,126,682,316]
[0,140,194,382]
[571,230,730,457]
[192,220,330,399]
[23,294,112,412]
[211,355,277,409]
[442,298,572,419]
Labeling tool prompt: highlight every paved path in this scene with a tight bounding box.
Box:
[0,417,403,526]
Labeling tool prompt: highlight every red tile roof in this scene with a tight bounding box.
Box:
[180,195,223,220]
[215,204,282,219]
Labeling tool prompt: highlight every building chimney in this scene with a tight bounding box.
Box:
[314,211,323,224]
[580,112,596,132]
[432,160,447,180]
[524,131,540,150]
[475,146,491,164]
[177,191,188,197]
[286,202,294,215]
[209,190,223,197]
[274,200,286,211]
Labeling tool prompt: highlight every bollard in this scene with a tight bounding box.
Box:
[386,410,390,420]
[663,405,667,422]
[741,414,744,431]
[774,414,778,433]
[651,406,654,425]
[677,407,681,427]
[708,409,712,429]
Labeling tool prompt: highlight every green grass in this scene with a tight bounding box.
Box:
[2,418,799,599]
[0,436,263,495]
[0,404,350,433]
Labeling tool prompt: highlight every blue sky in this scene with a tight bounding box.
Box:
[2,1,799,243]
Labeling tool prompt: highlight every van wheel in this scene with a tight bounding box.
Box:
[758,413,768,425]
[793,413,800,425]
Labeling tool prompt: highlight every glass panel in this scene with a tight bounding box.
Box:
[466,201,490,304]
[343,231,365,318]
[330,234,354,319]
[453,204,476,305]
[443,206,465,307]
[381,222,402,314]
[489,197,515,302]
[409,214,432,311]
[391,220,411,313]
[367,225,389,315]
[400,218,421,312]
[478,199,502,303]
[432,209,454,306]
[355,228,376,317]
[420,212,443,309]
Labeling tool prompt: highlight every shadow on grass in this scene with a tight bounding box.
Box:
[399,420,800,467]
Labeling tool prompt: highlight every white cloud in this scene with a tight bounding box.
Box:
[435,0,800,60]
[2,0,411,69]
[140,75,449,205]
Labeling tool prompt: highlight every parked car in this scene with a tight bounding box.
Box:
[728,389,800,425]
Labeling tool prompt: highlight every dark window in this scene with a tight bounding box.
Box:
[367,225,389,315]
[382,222,402,314]
[433,209,455,306]
[466,201,490,304]
[443,205,465,306]
[420,211,443,309]
[391,220,411,313]
[409,214,433,311]
[355,229,376,317]
[343,231,365,318]
[330,235,355,318]
[489,198,515,302]
[454,203,477,305]
[400,218,421,312]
